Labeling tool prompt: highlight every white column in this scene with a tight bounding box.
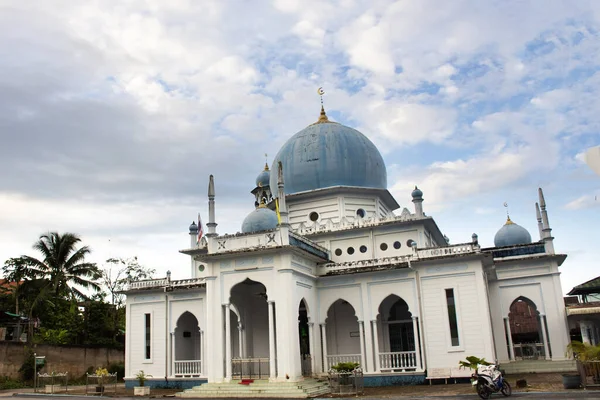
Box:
[371,320,380,372]
[412,317,422,370]
[321,323,328,371]
[170,332,175,376]
[504,318,515,361]
[225,304,232,380]
[308,322,316,376]
[268,301,276,379]
[200,329,205,376]
[238,323,243,358]
[358,321,366,369]
[540,314,551,360]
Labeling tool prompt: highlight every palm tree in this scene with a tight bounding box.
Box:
[22,232,101,301]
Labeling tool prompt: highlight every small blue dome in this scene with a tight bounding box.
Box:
[270,112,387,197]
[256,165,271,188]
[241,206,278,233]
[494,217,532,247]
[189,221,198,234]
[412,186,423,198]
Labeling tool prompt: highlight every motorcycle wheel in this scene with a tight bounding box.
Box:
[501,380,512,396]
[476,382,491,399]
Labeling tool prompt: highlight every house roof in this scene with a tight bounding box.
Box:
[567,276,600,296]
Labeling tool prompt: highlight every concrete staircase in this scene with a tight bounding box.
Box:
[501,359,577,374]
[176,378,331,398]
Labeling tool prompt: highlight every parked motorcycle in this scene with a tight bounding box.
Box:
[472,364,511,399]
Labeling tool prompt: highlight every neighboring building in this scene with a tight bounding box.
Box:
[123,106,572,390]
[566,277,600,346]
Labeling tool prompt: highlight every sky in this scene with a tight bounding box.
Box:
[0,0,598,295]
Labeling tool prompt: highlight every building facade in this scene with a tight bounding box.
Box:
[123,106,571,388]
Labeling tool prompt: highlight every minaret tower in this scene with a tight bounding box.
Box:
[411,186,424,217]
[251,156,273,208]
[206,175,217,237]
[277,161,289,226]
[538,187,554,254]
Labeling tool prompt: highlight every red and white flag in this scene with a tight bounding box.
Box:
[197,214,204,243]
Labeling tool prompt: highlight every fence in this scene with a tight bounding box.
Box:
[36,372,68,394]
[577,360,600,389]
[85,372,118,396]
[328,368,364,396]
[231,358,270,380]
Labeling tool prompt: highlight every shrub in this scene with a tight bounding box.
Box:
[330,362,359,372]
[0,376,24,390]
[19,347,44,382]
[108,362,125,380]
[458,356,491,371]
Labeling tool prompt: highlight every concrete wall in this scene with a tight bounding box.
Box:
[0,342,124,379]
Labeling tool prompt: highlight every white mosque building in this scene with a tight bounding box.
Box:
[123,105,572,393]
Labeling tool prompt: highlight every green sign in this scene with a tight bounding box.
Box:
[35,357,45,366]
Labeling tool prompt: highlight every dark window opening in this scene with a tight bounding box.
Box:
[145,313,151,359]
[309,212,319,222]
[380,243,388,251]
[359,245,367,253]
[347,247,355,255]
[335,248,342,256]
[445,289,460,346]
[393,241,401,249]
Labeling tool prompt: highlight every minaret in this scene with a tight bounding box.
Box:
[411,186,424,217]
[206,175,217,237]
[535,202,543,240]
[538,187,554,254]
[277,161,289,226]
[189,221,198,248]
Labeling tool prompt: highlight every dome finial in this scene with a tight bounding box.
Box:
[503,202,513,224]
[264,153,269,171]
[316,87,329,123]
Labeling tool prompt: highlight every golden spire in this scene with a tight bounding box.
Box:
[504,202,513,224]
[258,197,267,208]
[264,153,269,171]
[312,87,334,125]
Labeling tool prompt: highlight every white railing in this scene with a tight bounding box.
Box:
[174,360,202,376]
[379,351,417,371]
[171,278,205,288]
[416,243,478,259]
[129,279,168,289]
[326,354,362,370]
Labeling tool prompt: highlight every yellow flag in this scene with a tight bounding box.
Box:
[275,198,281,224]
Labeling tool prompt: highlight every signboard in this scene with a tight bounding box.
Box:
[35,356,45,366]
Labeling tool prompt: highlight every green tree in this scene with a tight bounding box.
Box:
[1,256,35,314]
[102,257,155,306]
[22,232,101,301]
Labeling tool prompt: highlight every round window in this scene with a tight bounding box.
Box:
[347,247,355,255]
[380,243,388,251]
[335,248,342,256]
[309,212,319,222]
[356,208,366,218]
[360,245,367,253]
[198,264,205,272]
[393,241,401,249]
[407,239,415,247]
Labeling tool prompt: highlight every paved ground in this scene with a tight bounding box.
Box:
[5,393,600,400]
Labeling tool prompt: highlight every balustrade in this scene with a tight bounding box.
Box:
[174,360,202,376]
[378,351,417,371]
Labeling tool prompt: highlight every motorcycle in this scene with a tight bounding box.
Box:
[471,364,511,399]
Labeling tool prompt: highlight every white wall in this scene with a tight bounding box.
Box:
[419,260,495,371]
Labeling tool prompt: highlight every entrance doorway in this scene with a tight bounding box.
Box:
[298,299,311,376]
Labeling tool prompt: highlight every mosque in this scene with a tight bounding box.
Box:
[123,103,572,394]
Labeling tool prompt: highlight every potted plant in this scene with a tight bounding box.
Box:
[134,370,152,396]
[564,341,600,388]
[330,362,359,394]
[95,368,109,393]
[458,356,492,388]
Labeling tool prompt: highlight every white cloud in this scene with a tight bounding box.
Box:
[565,194,600,210]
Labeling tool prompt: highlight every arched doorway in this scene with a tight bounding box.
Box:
[174,312,202,376]
[298,299,311,376]
[324,299,362,370]
[374,295,420,371]
[228,278,270,379]
[508,297,550,360]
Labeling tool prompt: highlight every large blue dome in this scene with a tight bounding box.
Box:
[270,111,387,197]
[241,206,278,233]
[494,217,532,247]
